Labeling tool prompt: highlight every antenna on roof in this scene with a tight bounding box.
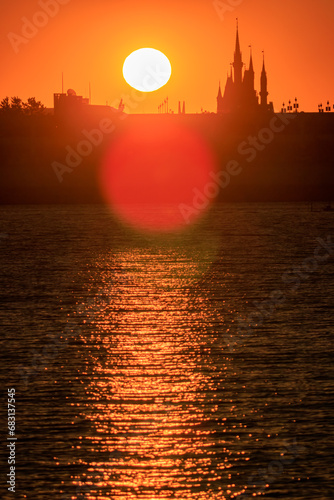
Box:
[62,72,64,94]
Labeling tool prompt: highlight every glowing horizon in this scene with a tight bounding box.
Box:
[1,0,334,113]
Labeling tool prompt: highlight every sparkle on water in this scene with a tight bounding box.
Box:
[1,204,333,499]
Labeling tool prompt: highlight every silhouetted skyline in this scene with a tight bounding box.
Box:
[217,22,272,114]
[1,1,334,113]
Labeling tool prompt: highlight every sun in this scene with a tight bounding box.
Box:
[123,48,172,93]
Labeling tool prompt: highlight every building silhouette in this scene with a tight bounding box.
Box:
[217,21,274,114]
[54,89,89,118]
[53,88,123,126]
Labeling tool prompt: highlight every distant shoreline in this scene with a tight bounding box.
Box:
[0,112,333,204]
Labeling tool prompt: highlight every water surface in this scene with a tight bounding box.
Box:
[1,203,333,499]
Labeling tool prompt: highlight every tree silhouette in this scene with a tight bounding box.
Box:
[23,97,46,115]
[11,96,23,112]
[0,97,10,111]
[0,96,46,116]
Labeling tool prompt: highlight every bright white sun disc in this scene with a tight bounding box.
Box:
[123,48,172,92]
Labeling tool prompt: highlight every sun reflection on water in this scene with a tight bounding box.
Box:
[68,247,258,499]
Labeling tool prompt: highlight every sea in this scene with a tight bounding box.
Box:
[0,203,333,500]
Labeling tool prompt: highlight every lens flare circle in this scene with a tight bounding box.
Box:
[99,120,217,233]
[123,48,172,92]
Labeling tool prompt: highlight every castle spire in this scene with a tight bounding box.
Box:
[262,50,266,72]
[217,81,222,98]
[249,45,254,74]
[235,18,241,57]
[217,81,223,113]
[233,18,243,85]
[260,51,268,109]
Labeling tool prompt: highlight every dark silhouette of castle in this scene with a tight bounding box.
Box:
[217,21,274,114]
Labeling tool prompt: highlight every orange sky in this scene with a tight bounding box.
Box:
[1,0,334,113]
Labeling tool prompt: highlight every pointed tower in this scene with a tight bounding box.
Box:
[217,81,223,113]
[242,45,258,110]
[233,19,243,86]
[248,46,254,86]
[260,52,269,110]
